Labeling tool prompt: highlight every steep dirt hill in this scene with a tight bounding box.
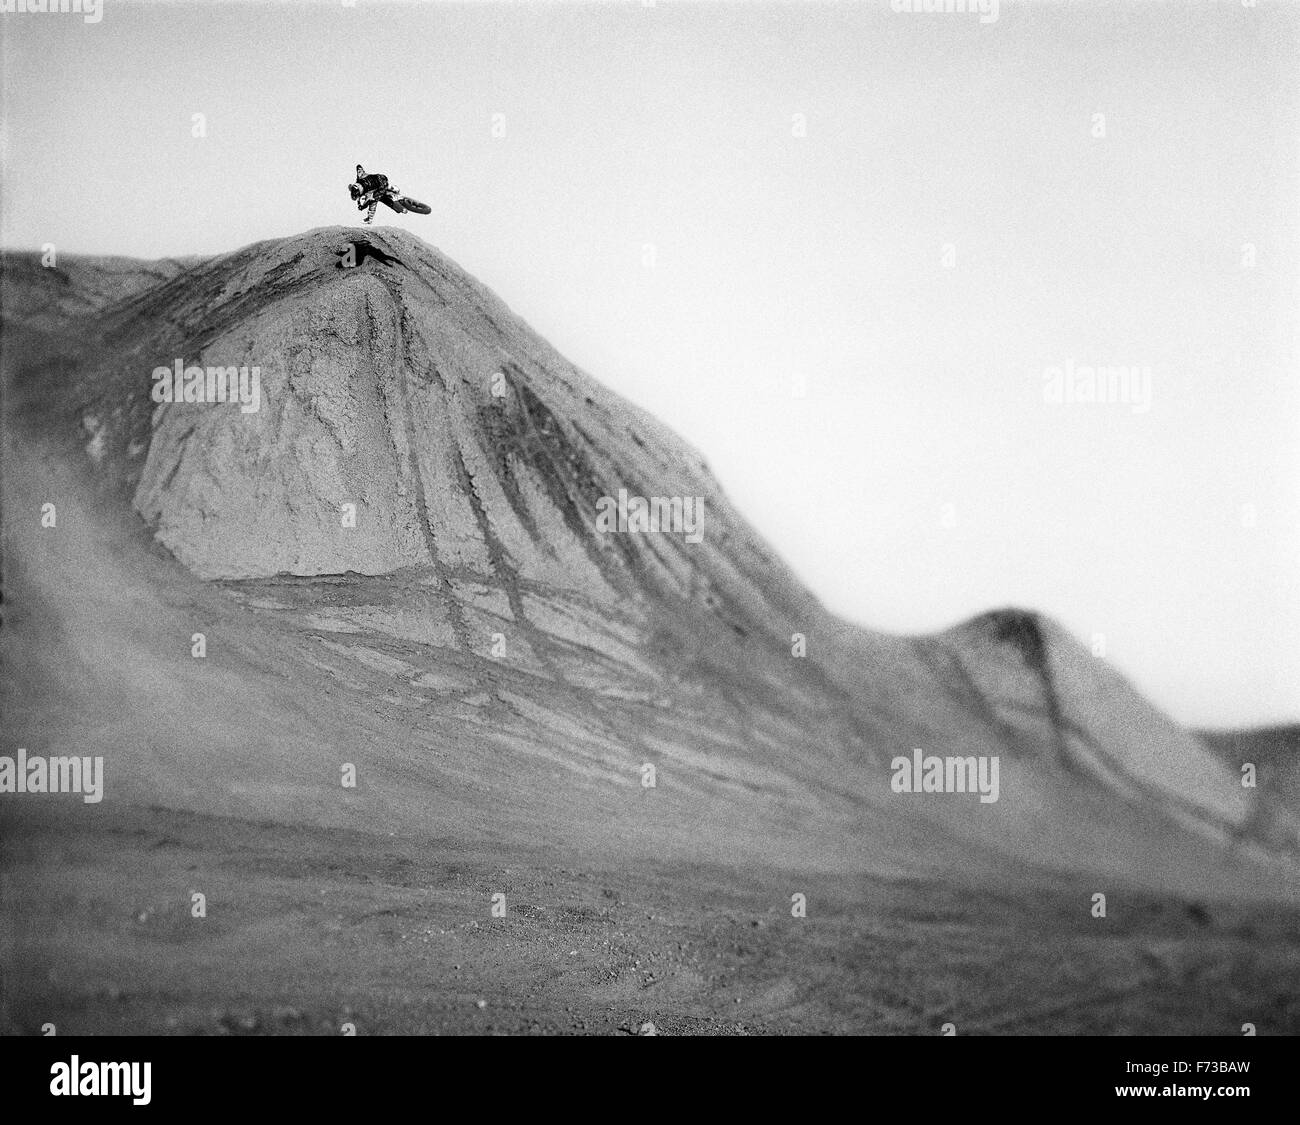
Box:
[3,228,1299,1036]
[0,227,1283,889]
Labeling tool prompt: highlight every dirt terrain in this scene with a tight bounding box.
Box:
[7,802,1298,1036]
[2,229,1298,1034]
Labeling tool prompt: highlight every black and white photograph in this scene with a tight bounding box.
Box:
[1,0,1297,1091]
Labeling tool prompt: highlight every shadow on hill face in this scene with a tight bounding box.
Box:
[337,239,403,269]
[982,608,1048,673]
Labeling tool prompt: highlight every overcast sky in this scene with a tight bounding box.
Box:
[2,0,1297,728]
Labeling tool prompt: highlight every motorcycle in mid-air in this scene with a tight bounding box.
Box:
[349,166,431,222]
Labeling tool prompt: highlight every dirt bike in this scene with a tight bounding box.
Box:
[349,181,432,216]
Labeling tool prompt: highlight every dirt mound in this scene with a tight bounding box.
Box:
[0,228,1286,891]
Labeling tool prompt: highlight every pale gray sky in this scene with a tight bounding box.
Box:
[2,0,1297,727]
